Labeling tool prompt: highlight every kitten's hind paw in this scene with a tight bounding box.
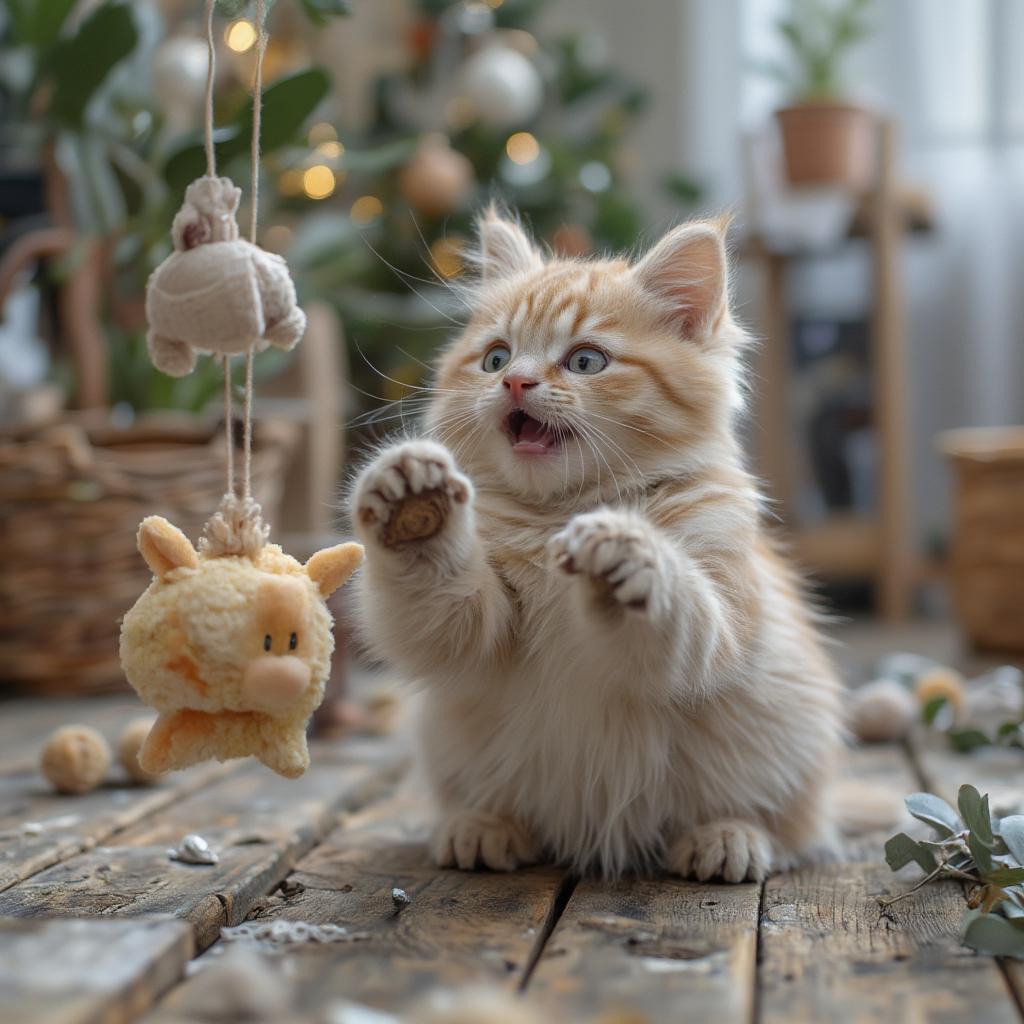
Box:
[667,820,773,883]
[353,440,472,549]
[432,810,537,872]
[549,509,662,614]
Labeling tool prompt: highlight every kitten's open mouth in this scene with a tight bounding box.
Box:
[504,409,568,455]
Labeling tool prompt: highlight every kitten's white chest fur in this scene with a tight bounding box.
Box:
[351,208,843,882]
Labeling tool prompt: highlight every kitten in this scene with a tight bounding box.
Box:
[350,207,843,881]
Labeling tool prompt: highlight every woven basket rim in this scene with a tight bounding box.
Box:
[937,426,1024,464]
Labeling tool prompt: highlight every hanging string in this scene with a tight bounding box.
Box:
[241,0,267,503]
[198,0,271,556]
[203,0,217,178]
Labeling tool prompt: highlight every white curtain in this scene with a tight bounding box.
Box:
[734,0,1024,544]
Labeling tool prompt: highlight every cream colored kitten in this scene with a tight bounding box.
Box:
[351,208,843,881]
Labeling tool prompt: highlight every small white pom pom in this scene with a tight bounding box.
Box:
[850,678,918,743]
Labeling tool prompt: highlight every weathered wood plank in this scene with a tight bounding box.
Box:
[0,761,235,893]
[0,738,406,950]
[0,697,148,775]
[759,742,1021,1024]
[153,785,565,1019]
[528,875,760,1024]
[0,917,193,1024]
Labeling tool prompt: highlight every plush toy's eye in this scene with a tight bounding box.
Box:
[289,632,298,651]
[482,343,511,373]
[263,634,272,652]
[566,346,609,375]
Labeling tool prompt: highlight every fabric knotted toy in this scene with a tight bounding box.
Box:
[146,175,306,377]
[119,0,362,779]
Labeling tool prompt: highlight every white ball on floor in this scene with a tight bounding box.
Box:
[850,678,918,743]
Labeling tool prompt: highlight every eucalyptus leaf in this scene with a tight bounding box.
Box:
[969,831,994,876]
[985,866,1024,887]
[948,729,993,754]
[1000,816,1024,864]
[884,833,936,874]
[921,695,948,726]
[962,908,1024,959]
[958,785,996,848]
[904,793,961,838]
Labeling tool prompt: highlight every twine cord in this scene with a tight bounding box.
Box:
[243,0,267,502]
[203,0,217,177]
[197,0,270,555]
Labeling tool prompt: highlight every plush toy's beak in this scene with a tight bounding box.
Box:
[305,542,364,598]
[138,516,199,579]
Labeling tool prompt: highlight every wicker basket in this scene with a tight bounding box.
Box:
[0,412,298,695]
[939,427,1024,652]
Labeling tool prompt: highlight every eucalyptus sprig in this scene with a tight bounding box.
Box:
[884,785,1024,958]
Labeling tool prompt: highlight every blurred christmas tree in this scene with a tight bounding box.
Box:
[0,0,699,426]
[267,0,700,420]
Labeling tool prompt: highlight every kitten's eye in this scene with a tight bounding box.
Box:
[289,632,298,651]
[482,343,511,373]
[263,634,272,652]
[566,346,609,375]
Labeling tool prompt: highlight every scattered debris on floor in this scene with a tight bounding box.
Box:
[220,920,371,947]
[167,833,219,865]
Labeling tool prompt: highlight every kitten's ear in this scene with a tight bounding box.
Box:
[634,219,729,341]
[476,205,542,282]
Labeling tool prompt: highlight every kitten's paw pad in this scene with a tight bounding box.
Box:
[354,440,471,547]
[549,510,659,611]
[431,810,537,872]
[667,820,772,883]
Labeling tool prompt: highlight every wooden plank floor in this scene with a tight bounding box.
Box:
[0,684,1022,1023]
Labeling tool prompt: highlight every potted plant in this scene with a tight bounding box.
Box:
[759,0,875,188]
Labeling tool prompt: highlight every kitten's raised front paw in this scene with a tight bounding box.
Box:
[354,440,472,549]
[431,809,537,871]
[549,509,661,612]
[667,820,773,883]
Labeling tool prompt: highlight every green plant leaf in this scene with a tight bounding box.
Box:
[985,867,1024,887]
[163,69,331,192]
[46,1,138,128]
[299,0,351,24]
[904,793,961,838]
[240,67,331,152]
[7,0,77,46]
[948,729,993,753]
[921,695,948,726]
[999,816,1024,864]
[959,785,996,848]
[885,833,936,874]
[962,908,1024,959]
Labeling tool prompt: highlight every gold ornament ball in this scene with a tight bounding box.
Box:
[399,135,474,217]
[40,725,112,795]
[118,717,161,784]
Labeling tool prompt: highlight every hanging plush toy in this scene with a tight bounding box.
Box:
[145,175,307,378]
[119,0,363,778]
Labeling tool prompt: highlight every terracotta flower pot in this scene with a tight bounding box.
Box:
[775,101,874,189]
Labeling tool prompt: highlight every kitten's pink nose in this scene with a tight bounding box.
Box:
[242,656,311,714]
[503,375,539,404]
